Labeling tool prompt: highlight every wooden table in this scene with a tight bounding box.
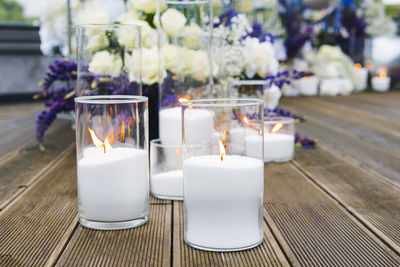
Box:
[1,92,399,266]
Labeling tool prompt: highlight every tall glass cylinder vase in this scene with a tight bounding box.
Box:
[76,24,142,96]
[230,80,282,111]
[182,99,264,251]
[75,95,149,230]
[156,0,215,143]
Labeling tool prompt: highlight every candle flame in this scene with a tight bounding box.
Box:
[88,128,112,153]
[270,122,284,133]
[120,120,125,141]
[178,96,191,103]
[242,115,249,126]
[378,72,387,79]
[219,140,225,161]
[354,63,362,69]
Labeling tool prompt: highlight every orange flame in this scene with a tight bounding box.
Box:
[270,122,284,133]
[178,96,191,103]
[354,63,362,69]
[242,115,249,126]
[378,72,387,79]
[219,140,225,161]
[88,128,112,153]
[120,120,125,141]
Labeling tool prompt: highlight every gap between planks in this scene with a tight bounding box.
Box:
[290,160,400,255]
[0,143,75,213]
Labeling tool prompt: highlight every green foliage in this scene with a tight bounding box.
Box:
[0,0,37,23]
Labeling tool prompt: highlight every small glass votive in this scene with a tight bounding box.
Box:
[262,117,295,162]
[150,139,183,200]
[182,99,264,252]
[75,95,149,230]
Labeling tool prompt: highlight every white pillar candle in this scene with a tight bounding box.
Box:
[372,76,391,92]
[294,76,319,96]
[228,127,257,154]
[159,107,213,143]
[78,147,149,222]
[151,170,183,199]
[183,155,263,250]
[246,133,294,162]
[319,78,343,96]
[354,67,368,91]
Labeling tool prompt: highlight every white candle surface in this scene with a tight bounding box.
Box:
[294,76,319,96]
[246,133,294,162]
[372,76,391,92]
[78,147,149,222]
[354,67,368,92]
[228,128,257,154]
[183,155,263,250]
[159,107,213,143]
[151,170,183,199]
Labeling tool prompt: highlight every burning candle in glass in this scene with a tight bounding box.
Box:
[246,117,295,162]
[182,99,264,252]
[75,96,149,230]
[150,138,183,200]
[354,63,368,92]
[372,67,391,92]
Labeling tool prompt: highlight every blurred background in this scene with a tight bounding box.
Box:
[1,0,400,98]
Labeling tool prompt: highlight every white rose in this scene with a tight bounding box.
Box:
[118,18,157,48]
[77,9,110,25]
[86,33,109,51]
[125,48,166,85]
[130,0,161,14]
[184,50,218,82]
[263,84,282,110]
[161,8,187,36]
[162,45,186,74]
[243,38,279,78]
[182,23,203,49]
[89,51,123,77]
[118,11,139,24]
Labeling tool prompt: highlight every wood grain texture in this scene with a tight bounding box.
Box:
[319,95,400,121]
[173,201,289,267]
[283,116,400,186]
[281,97,400,152]
[0,151,77,267]
[345,91,400,109]
[56,204,172,267]
[0,122,75,210]
[292,145,400,250]
[264,163,400,266]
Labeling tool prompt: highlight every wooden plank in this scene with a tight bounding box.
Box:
[0,101,43,125]
[0,122,75,210]
[346,91,400,109]
[320,95,400,122]
[264,163,400,266]
[0,151,77,267]
[55,204,172,267]
[173,201,290,266]
[280,97,400,152]
[292,144,400,251]
[280,115,400,186]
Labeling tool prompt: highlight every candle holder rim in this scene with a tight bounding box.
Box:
[264,116,295,124]
[163,0,209,5]
[181,98,264,108]
[151,138,182,148]
[231,80,270,86]
[75,95,148,104]
[76,24,142,31]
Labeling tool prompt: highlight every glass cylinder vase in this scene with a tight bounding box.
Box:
[157,0,216,143]
[76,24,142,97]
[75,95,149,230]
[182,98,264,251]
